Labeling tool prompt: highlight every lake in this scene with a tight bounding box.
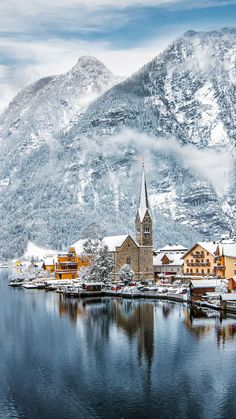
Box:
[1,270,236,419]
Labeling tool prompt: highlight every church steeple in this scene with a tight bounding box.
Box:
[138,162,151,222]
[136,162,153,246]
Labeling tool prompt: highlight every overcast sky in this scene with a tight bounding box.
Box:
[0,0,235,112]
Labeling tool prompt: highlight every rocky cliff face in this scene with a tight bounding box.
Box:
[0,29,235,258]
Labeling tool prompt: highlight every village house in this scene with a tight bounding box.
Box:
[214,241,236,278]
[54,247,90,280]
[153,244,187,279]
[182,242,218,276]
[42,256,55,273]
[189,279,227,299]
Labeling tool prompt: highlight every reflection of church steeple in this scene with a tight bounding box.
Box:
[112,300,154,369]
[136,162,153,246]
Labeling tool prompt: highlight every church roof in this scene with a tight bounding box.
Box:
[103,235,129,252]
[138,162,151,222]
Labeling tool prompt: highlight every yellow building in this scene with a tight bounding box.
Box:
[55,247,90,280]
[215,242,236,278]
[182,242,218,276]
[42,257,55,273]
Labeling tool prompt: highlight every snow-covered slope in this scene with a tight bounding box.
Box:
[0,29,235,258]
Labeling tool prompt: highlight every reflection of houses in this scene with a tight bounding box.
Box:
[182,242,218,276]
[183,306,215,339]
[153,245,187,278]
[215,241,236,278]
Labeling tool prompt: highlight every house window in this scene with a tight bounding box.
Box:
[202,269,204,274]
[190,269,192,273]
[126,257,131,265]
[187,268,189,273]
[144,227,150,233]
[207,269,210,274]
[196,268,199,273]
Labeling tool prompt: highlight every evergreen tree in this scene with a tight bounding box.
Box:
[89,244,114,283]
[119,264,134,283]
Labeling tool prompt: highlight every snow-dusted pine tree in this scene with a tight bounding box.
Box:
[79,266,91,283]
[119,264,134,283]
[89,244,114,282]
[83,238,101,256]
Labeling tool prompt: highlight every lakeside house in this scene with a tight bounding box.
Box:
[153,244,187,279]
[214,241,236,278]
[190,279,227,298]
[182,242,218,276]
[54,247,90,280]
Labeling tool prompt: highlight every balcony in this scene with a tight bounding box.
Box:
[192,253,204,258]
[187,262,210,267]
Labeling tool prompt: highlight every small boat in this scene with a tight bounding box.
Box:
[9,276,25,287]
[22,282,38,289]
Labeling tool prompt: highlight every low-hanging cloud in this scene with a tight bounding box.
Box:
[80,128,233,196]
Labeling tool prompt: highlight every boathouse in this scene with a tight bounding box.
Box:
[190,279,227,298]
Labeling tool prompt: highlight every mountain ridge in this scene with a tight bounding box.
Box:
[0,28,235,258]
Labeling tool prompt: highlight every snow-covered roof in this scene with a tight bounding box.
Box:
[184,241,218,258]
[103,235,129,251]
[158,244,188,253]
[73,239,87,255]
[44,256,56,265]
[197,242,218,255]
[190,279,225,289]
[138,163,151,222]
[218,242,236,258]
[153,252,184,266]
[221,294,236,301]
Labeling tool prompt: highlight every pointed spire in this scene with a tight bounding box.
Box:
[138,161,150,221]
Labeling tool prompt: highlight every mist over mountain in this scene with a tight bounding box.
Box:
[0,28,235,258]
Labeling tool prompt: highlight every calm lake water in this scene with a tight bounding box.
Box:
[1,270,236,419]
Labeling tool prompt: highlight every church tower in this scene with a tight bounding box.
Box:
[135,162,154,280]
[135,162,153,246]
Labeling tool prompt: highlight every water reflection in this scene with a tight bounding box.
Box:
[59,296,154,368]
[2,270,236,419]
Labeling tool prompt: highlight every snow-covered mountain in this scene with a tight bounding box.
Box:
[0,29,235,258]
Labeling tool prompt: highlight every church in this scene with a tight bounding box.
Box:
[103,162,154,280]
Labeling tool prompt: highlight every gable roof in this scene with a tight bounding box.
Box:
[153,252,184,267]
[217,242,236,258]
[72,239,87,255]
[103,235,130,252]
[183,241,218,258]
